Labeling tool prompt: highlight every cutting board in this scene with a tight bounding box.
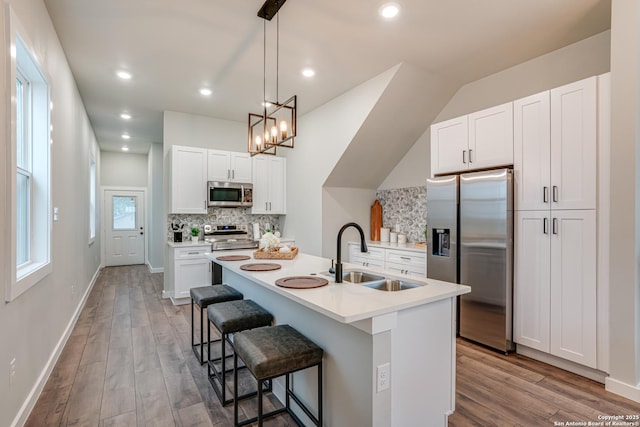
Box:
[371,199,382,241]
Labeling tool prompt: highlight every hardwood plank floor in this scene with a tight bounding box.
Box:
[26,265,639,426]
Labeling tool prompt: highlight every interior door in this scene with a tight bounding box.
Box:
[105,190,145,266]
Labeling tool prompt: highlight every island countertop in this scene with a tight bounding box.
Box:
[206,249,469,324]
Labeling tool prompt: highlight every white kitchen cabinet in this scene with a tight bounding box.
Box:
[252,155,286,214]
[514,210,596,368]
[431,103,513,175]
[349,244,385,268]
[170,145,208,214]
[430,116,468,175]
[514,77,596,211]
[172,245,212,300]
[468,102,514,170]
[385,249,426,277]
[207,150,252,182]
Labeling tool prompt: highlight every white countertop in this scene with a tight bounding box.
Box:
[206,249,468,324]
[350,240,427,253]
[167,240,211,248]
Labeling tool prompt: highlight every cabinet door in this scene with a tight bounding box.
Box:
[514,211,551,352]
[251,155,269,214]
[431,116,468,175]
[171,146,208,214]
[550,77,596,210]
[174,259,212,299]
[385,261,425,277]
[549,210,597,368]
[231,152,252,182]
[468,102,514,170]
[207,150,231,182]
[514,92,551,211]
[268,157,286,214]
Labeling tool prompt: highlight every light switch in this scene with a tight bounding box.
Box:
[53,207,59,221]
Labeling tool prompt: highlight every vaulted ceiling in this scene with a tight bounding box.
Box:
[44,0,611,153]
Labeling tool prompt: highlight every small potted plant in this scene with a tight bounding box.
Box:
[190,226,200,243]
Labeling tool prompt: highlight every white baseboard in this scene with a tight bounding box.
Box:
[606,377,640,403]
[146,262,164,274]
[11,266,101,427]
[517,345,608,383]
[162,290,172,299]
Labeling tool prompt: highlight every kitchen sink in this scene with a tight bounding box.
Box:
[342,270,385,283]
[362,279,422,292]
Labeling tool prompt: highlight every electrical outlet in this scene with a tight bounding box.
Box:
[376,363,390,392]
[9,358,16,386]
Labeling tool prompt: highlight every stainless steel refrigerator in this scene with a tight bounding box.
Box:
[426,168,515,353]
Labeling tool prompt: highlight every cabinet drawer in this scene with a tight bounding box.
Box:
[349,244,384,260]
[385,250,426,266]
[385,261,426,277]
[175,246,210,259]
[350,255,385,269]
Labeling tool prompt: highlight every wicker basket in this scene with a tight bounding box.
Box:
[253,247,299,260]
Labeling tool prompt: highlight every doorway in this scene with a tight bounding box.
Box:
[104,189,145,266]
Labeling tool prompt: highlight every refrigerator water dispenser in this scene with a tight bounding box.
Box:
[432,229,450,257]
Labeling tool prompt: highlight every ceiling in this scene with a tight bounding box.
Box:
[43,0,611,154]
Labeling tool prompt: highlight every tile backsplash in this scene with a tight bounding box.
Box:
[167,207,280,241]
[375,186,427,243]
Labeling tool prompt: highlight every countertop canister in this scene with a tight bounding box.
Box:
[380,227,390,242]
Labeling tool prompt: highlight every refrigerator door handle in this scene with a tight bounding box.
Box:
[543,186,549,203]
[543,217,548,234]
[552,217,558,235]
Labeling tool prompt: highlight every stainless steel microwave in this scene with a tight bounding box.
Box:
[207,181,253,207]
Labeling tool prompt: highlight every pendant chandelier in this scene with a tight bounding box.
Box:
[248,0,297,156]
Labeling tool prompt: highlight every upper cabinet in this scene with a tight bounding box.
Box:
[431,102,513,175]
[207,150,252,182]
[252,155,286,215]
[514,77,596,211]
[170,145,208,214]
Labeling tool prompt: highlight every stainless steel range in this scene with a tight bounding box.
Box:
[204,224,259,251]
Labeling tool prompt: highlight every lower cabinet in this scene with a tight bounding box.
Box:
[172,245,212,300]
[514,210,597,368]
[348,244,426,276]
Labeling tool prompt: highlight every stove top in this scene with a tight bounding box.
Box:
[204,224,258,251]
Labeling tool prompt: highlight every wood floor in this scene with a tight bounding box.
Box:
[26,265,640,426]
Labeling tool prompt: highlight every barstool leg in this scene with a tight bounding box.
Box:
[258,379,264,427]
[318,362,323,426]
[285,373,290,411]
[233,352,239,426]
[221,332,227,402]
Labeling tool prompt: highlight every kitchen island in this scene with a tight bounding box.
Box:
[206,249,470,426]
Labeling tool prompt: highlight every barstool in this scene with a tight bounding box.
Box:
[190,285,243,365]
[233,324,323,427]
[207,299,274,405]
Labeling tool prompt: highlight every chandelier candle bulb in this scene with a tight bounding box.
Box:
[256,135,262,146]
[271,125,278,141]
[280,120,287,139]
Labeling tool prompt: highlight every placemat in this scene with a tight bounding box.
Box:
[240,263,282,272]
[216,255,251,261]
[275,276,329,289]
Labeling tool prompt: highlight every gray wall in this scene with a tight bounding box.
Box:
[608,0,640,397]
[0,0,102,424]
[101,151,148,187]
[147,143,164,271]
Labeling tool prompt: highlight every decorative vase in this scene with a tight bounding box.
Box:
[191,235,198,242]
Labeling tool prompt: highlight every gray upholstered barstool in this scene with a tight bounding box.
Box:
[206,299,274,405]
[233,324,323,427]
[190,285,243,365]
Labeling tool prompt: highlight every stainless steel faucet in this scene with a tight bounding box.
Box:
[335,222,368,283]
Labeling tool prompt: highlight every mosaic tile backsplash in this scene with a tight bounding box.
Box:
[167,207,281,241]
[375,186,427,243]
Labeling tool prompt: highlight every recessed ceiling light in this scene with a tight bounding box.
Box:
[122,146,129,152]
[379,2,400,19]
[116,70,132,80]
[199,88,212,96]
[302,68,315,78]
[120,113,131,120]
[121,133,130,140]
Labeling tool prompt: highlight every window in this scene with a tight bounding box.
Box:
[112,196,136,230]
[89,159,96,242]
[9,32,51,301]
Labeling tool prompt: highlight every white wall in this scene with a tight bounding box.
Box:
[380,30,611,189]
[282,66,398,256]
[100,151,148,187]
[0,0,102,425]
[147,143,164,271]
[607,0,640,401]
[163,110,246,152]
